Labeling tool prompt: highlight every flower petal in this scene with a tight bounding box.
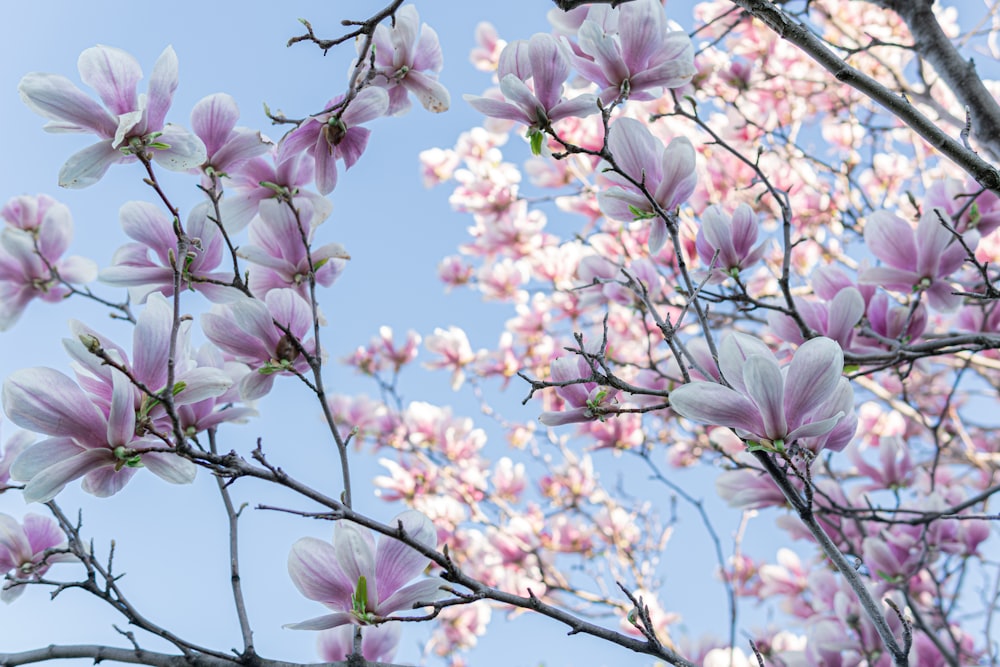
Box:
[288,536,354,606]
[669,381,765,436]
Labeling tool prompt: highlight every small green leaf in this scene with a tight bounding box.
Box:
[627,205,656,221]
[353,575,368,615]
[528,128,544,156]
[843,364,860,374]
[171,381,187,397]
[970,202,982,227]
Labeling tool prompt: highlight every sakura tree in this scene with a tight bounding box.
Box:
[1,1,998,666]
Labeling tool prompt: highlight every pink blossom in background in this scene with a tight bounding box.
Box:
[286,510,445,630]
[423,326,480,390]
[469,22,505,72]
[360,4,450,114]
[0,512,75,602]
[18,45,206,188]
[0,195,97,330]
[278,87,389,195]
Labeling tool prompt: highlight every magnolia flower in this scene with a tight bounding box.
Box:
[669,334,856,454]
[359,4,450,114]
[201,289,316,400]
[286,510,444,630]
[464,33,598,138]
[571,0,695,104]
[538,355,618,426]
[190,93,271,184]
[860,210,967,312]
[767,287,865,350]
[0,195,97,330]
[695,203,765,281]
[0,513,74,602]
[19,45,206,188]
[317,624,401,663]
[99,201,238,303]
[3,366,199,503]
[0,426,34,490]
[238,199,349,300]
[278,87,389,195]
[598,117,696,254]
[216,150,332,234]
[3,293,231,502]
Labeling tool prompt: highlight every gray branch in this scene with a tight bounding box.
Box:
[867,0,1000,160]
[0,646,404,667]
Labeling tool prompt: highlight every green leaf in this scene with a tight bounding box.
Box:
[627,205,656,221]
[171,381,187,396]
[353,575,368,615]
[528,128,544,156]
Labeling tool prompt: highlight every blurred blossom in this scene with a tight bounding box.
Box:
[0,513,75,602]
[0,195,97,330]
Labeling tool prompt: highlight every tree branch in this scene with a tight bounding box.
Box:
[728,0,1000,193]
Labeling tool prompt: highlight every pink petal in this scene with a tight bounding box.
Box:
[284,612,354,631]
[24,448,113,503]
[375,510,436,603]
[191,93,240,156]
[742,354,787,440]
[80,462,138,498]
[151,125,207,172]
[864,211,916,270]
[145,46,179,132]
[78,45,141,116]
[376,577,444,615]
[58,141,123,189]
[18,72,117,137]
[288,536,354,605]
[333,522,377,605]
[142,451,197,484]
[3,368,108,444]
[782,337,843,429]
[669,381,765,436]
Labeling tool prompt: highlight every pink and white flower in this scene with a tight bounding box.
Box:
[19,45,206,188]
[286,510,444,630]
